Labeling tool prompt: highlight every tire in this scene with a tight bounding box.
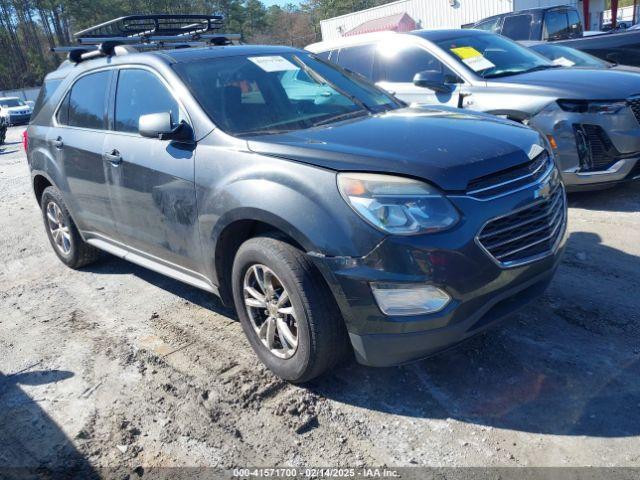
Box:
[231,236,349,383]
[40,186,100,269]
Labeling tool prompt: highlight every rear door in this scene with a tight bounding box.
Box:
[103,67,202,272]
[48,70,117,236]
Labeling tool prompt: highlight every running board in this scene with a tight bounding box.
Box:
[86,237,219,296]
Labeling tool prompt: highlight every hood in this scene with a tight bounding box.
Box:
[247,106,542,191]
[1,105,31,114]
[495,68,640,99]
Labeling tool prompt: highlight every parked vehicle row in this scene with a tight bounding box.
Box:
[27,15,569,382]
[307,29,640,191]
[469,5,640,67]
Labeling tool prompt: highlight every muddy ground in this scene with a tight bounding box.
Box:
[1,125,639,476]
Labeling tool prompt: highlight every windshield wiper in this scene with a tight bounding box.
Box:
[312,109,370,127]
[484,64,561,79]
[236,128,296,137]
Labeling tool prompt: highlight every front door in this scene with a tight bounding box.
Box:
[103,68,202,273]
[374,42,462,108]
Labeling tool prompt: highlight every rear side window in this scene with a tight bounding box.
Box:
[337,45,375,78]
[568,10,582,35]
[502,15,533,40]
[545,11,569,40]
[114,69,181,134]
[377,44,444,83]
[32,79,62,118]
[66,71,111,129]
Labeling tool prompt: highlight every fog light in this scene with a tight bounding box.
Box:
[371,283,451,316]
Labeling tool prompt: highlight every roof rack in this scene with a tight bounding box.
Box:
[51,14,241,64]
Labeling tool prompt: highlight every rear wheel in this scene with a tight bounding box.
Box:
[231,236,349,383]
[40,186,100,269]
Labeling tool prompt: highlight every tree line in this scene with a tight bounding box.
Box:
[0,0,386,90]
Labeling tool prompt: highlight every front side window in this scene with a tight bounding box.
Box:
[173,52,400,137]
[435,33,554,79]
[337,44,375,78]
[568,10,583,35]
[501,15,533,40]
[376,43,444,83]
[115,69,181,134]
[65,70,111,129]
[545,11,569,40]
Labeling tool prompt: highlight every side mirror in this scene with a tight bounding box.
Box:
[413,70,457,93]
[139,112,193,142]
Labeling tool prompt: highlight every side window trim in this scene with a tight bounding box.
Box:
[112,66,192,137]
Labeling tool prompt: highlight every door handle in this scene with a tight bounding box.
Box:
[53,137,63,149]
[103,149,122,166]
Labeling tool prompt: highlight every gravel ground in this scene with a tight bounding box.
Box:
[1,125,639,476]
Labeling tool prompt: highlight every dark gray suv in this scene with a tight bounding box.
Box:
[27,40,567,382]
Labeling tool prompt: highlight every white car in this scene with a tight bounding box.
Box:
[0,96,33,126]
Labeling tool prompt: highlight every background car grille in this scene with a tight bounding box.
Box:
[573,124,618,171]
[628,96,640,122]
[477,184,566,267]
[466,152,552,199]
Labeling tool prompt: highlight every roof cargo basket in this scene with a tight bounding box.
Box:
[52,14,240,64]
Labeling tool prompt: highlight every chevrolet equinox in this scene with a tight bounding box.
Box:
[27,41,567,382]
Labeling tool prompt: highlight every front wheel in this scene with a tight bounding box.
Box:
[231,237,349,383]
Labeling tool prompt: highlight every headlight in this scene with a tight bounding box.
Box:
[337,173,459,235]
[557,99,627,114]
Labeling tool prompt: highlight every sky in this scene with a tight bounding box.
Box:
[262,0,300,7]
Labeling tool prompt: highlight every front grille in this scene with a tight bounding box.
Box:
[477,184,566,267]
[466,152,553,199]
[628,96,640,123]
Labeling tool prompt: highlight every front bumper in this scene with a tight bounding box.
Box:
[6,113,31,125]
[530,102,640,189]
[311,172,567,367]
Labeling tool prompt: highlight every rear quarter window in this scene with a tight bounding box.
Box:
[31,79,62,119]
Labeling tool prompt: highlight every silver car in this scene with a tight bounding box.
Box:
[307,29,640,190]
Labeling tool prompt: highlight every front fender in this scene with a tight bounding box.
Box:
[194,149,385,282]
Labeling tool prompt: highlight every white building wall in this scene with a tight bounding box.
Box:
[320,0,515,42]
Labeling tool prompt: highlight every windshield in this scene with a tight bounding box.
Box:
[0,98,25,108]
[434,33,555,79]
[173,52,402,136]
[531,44,607,68]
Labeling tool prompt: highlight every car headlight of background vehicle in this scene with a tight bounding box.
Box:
[337,173,459,235]
[557,99,627,114]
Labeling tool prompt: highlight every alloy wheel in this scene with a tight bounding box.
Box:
[46,201,72,255]
[243,264,298,359]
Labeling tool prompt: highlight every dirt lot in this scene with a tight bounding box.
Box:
[1,125,639,475]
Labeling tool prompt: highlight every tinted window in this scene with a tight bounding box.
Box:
[32,79,62,118]
[377,44,444,83]
[315,51,331,61]
[568,10,582,35]
[475,18,501,32]
[67,71,110,129]
[114,69,181,134]
[502,15,532,40]
[545,11,569,40]
[337,45,375,78]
